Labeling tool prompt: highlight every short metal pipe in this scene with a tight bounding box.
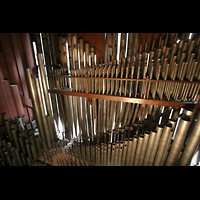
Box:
[18,133,26,155]
[14,148,22,166]
[4,151,12,166]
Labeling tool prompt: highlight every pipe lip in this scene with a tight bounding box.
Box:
[157,124,164,128]
[139,134,144,138]
[151,129,157,133]
[181,117,191,122]
[165,123,172,128]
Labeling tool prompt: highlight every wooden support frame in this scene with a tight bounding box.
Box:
[48,75,200,110]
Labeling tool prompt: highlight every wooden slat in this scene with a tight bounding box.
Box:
[0,52,11,81]
[10,33,30,98]
[0,33,23,95]
[20,33,35,120]
[20,95,33,108]
[48,89,200,110]
[3,80,18,118]
[10,85,25,116]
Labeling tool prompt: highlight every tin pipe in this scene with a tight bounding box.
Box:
[154,123,172,166]
[117,141,123,166]
[4,151,12,166]
[165,118,191,166]
[129,135,138,166]
[35,135,42,156]
[26,68,47,150]
[10,128,20,151]
[110,143,115,166]
[35,78,51,148]
[3,120,13,143]
[133,134,144,166]
[139,131,150,166]
[14,148,22,166]
[25,139,33,163]
[18,133,26,155]
[143,129,157,166]
[103,144,107,166]
[114,141,119,166]
[148,125,164,165]
[37,53,52,116]
[125,138,133,166]
[20,153,27,166]
[178,112,200,166]
[46,115,54,143]
[30,143,37,161]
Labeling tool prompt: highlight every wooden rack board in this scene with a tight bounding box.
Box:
[48,89,200,110]
[48,75,200,110]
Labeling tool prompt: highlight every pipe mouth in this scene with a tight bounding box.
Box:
[139,134,144,138]
[151,129,157,133]
[166,123,172,128]
[157,124,164,128]
[145,131,150,134]
[133,135,138,139]
[181,117,191,122]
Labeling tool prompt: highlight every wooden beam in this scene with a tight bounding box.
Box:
[48,89,200,110]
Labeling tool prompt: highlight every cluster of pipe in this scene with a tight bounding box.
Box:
[59,33,200,102]
[28,33,200,166]
[0,112,70,166]
[0,113,42,166]
[53,108,200,166]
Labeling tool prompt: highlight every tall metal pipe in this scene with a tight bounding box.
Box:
[26,68,47,150]
[37,53,52,116]
[154,124,172,166]
[35,78,51,149]
[178,112,200,166]
[148,125,163,166]
[143,129,157,166]
[165,118,191,166]
[133,134,144,166]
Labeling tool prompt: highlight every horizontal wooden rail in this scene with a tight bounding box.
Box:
[48,89,200,110]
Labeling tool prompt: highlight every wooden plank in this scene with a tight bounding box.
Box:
[0,52,11,80]
[0,33,23,95]
[3,80,18,118]
[10,85,25,117]
[0,80,14,119]
[20,33,34,120]
[20,95,33,108]
[48,89,200,110]
[0,52,13,119]
[10,33,30,98]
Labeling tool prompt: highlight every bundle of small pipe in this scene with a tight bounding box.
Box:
[0,113,43,166]
[51,108,200,166]
[0,112,72,166]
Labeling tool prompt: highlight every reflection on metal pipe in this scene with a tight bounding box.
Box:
[178,112,200,166]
